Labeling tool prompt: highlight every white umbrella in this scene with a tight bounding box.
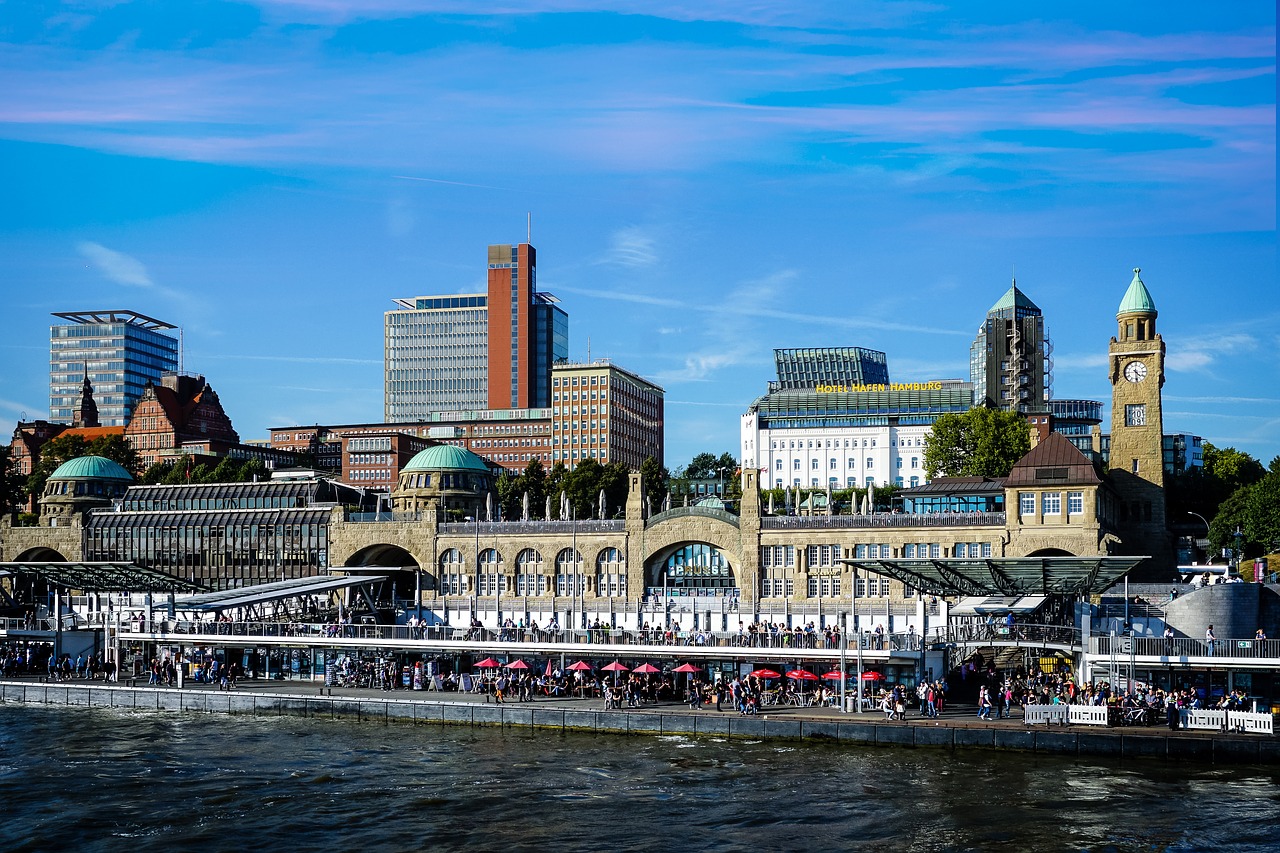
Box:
[522,491,529,522]
[485,492,493,522]
[545,495,552,521]
[598,489,606,520]
[868,483,876,514]
[768,492,775,515]
[826,483,833,516]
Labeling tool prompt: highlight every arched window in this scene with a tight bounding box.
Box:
[438,548,466,595]
[515,548,545,596]
[477,548,504,596]
[659,544,734,590]
[829,458,837,470]
[596,547,626,598]
[555,548,584,596]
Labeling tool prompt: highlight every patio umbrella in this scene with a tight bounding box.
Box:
[861,671,884,681]
[786,669,818,681]
[567,660,594,672]
[601,661,629,672]
[474,658,502,669]
[672,663,701,674]
[504,659,530,670]
[749,668,781,679]
[544,658,554,677]
[632,663,661,674]
[821,670,848,681]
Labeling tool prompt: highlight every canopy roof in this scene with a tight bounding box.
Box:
[174,574,387,612]
[842,556,1147,597]
[950,595,1049,617]
[0,561,200,593]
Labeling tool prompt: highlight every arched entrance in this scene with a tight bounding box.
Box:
[645,543,739,631]
[342,544,430,617]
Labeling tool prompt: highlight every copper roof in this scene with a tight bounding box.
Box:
[1004,432,1103,487]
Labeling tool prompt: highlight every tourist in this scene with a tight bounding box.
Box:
[1205,624,1216,656]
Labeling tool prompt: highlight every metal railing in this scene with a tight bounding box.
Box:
[347,511,422,523]
[438,520,625,535]
[1090,635,1280,660]
[113,619,923,653]
[646,506,740,528]
[760,512,1006,530]
[928,623,1081,648]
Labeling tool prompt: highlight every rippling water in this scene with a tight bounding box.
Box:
[1,704,1277,852]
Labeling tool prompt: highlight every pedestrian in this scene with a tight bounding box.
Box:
[1205,624,1216,656]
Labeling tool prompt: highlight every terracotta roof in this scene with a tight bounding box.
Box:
[1004,432,1103,487]
[61,426,126,441]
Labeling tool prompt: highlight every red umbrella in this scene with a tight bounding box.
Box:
[786,669,818,681]
[632,663,661,674]
[601,661,629,672]
[567,660,594,672]
[474,658,502,669]
[861,671,884,681]
[504,659,530,670]
[672,663,702,674]
[750,668,781,679]
[821,670,847,681]
[544,659,554,678]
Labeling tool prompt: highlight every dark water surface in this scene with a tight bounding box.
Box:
[1,705,1276,852]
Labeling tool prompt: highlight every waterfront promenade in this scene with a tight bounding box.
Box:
[2,674,1276,766]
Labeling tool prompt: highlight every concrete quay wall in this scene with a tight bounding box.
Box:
[2,681,1275,766]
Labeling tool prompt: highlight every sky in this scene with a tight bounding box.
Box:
[1,1,1275,471]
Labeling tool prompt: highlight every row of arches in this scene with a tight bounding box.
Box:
[436,546,629,598]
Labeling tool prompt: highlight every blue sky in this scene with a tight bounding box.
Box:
[1,1,1275,470]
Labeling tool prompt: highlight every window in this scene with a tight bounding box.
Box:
[1068,491,1084,514]
[1019,492,1035,515]
[848,459,856,469]
[775,459,782,470]
[1125,404,1146,427]
[866,458,874,469]
[829,458,837,470]
[1042,492,1062,515]
[811,459,819,470]
[793,459,801,470]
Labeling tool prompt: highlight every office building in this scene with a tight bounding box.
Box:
[49,310,179,426]
[384,243,568,421]
[551,360,664,470]
[969,283,1052,412]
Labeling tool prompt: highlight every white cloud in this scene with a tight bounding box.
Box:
[607,226,658,267]
[77,241,152,287]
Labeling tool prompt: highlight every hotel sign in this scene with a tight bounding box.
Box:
[815,381,945,393]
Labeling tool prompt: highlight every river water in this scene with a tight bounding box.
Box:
[1,704,1276,852]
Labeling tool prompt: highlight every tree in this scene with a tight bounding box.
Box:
[138,461,172,485]
[923,407,1031,478]
[0,445,25,514]
[236,459,267,482]
[639,456,669,514]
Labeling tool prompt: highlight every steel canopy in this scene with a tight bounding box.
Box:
[840,556,1148,597]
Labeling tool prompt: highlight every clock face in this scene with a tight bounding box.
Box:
[1123,361,1148,383]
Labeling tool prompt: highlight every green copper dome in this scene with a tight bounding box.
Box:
[1117,268,1157,317]
[402,445,490,473]
[988,281,1041,315]
[48,455,134,481]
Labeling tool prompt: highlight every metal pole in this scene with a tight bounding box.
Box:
[854,567,863,712]
[840,612,848,713]
[473,514,480,621]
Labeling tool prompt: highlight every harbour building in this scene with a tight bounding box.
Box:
[384,243,568,421]
[49,310,179,426]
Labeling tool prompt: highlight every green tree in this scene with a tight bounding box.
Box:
[236,459,268,483]
[923,407,1031,479]
[1203,442,1266,496]
[208,456,242,483]
[639,456,669,514]
[0,445,25,514]
[138,461,172,485]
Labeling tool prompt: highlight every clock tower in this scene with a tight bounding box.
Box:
[1108,268,1171,570]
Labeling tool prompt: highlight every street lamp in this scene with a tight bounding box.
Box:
[1232,525,1245,575]
[1187,512,1209,564]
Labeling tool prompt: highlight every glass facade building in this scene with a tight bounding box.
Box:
[49,310,179,426]
[770,347,889,392]
[969,283,1052,413]
[384,243,568,422]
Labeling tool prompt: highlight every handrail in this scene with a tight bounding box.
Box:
[112,619,923,652]
[760,512,1005,530]
[1090,635,1280,660]
[927,623,1081,647]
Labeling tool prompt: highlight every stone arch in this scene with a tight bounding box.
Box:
[344,542,434,593]
[13,547,71,562]
[478,548,505,595]
[438,548,467,594]
[646,541,738,593]
[1026,547,1076,557]
[595,546,626,598]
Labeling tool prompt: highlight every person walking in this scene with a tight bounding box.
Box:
[1205,624,1216,656]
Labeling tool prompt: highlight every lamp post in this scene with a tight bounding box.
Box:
[1187,512,1209,564]
[1233,525,1245,576]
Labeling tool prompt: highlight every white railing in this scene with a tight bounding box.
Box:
[1227,711,1274,735]
[1182,709,1227,730]
[1067,705,1109,726]
[1024,704,1070,725]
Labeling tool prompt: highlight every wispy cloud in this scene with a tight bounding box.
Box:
[77,241,152,287]
[605,226,658,267]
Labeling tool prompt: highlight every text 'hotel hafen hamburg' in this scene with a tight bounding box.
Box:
[6,270,1195,606]
[12,266,1271,706]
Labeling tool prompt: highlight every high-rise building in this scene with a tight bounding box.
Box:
[384,243,568,421]
[769,347,889,392]
[49,310,179,426]
[969,282,1052,413]
[551,360,663,470]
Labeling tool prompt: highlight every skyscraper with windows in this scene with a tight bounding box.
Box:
[969,281,1053,413]
[384,242,568,421]
[49,310,179,426]
[769,347,889,392]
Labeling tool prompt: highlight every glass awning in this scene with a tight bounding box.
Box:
[174,574,388,612]
[841,556,1148,597]
[0,561,202,593]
